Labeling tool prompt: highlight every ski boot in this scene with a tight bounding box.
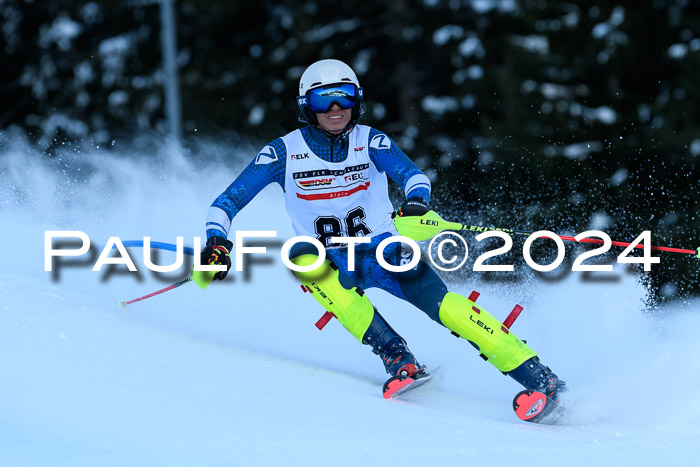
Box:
[362,309,425,378]
[362,309,431,398]
[379,338,433,398]
[379,337,425,378]
[507,356,567,403]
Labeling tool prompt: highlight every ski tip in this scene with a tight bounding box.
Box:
[383,375,416,399]
[118,300,128,308]
[382,371,433,399]
[513,390,564,424]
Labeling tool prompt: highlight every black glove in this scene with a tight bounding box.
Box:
[200,236,234,280]
[394,197,429,218]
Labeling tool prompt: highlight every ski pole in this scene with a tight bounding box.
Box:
[119,240,196,256]
[393,210,700,258]
[116,240,196,307]
[118,277,192,308]
[460,225,700,257]
[63,239,196,265]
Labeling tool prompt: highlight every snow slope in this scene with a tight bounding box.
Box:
[2,137,699,466]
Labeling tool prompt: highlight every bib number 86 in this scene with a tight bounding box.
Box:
[314,207,371,247]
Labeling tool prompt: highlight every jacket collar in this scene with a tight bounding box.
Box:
[305,124,354,146]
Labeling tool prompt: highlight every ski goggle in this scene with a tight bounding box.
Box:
[298,84,363,113]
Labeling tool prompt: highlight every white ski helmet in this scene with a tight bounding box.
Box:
[298,59,360,95]
[297,59,365,129]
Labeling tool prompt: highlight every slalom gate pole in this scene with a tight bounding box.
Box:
[119,277,193,308]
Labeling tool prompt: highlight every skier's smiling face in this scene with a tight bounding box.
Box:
[315,103,351,134]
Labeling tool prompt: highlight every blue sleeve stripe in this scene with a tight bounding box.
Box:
[406,187,430,203]
[206,222,227,234]
[206,206,232,237]
[408,182,430,191]
[206,228,227,239]
[404,174,431,198]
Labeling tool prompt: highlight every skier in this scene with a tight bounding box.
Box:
[200,59,566,402]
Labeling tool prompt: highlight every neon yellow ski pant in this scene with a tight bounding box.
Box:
[438,292,537,373]
[291,254,374,342]
[292,254,536,372]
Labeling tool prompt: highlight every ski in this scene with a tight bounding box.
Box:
[382,371,433,399]
[512,389,565,424]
